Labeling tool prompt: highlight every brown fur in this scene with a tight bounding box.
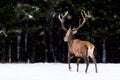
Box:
[65,28,97,73]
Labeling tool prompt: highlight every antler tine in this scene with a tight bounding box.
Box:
[87,11,92,18]
[83,11,88,18]
[58,11,68,31]
[58,14,63,23]
[63,11,68,18]
[83,10,91,18]
[81,11,85,20]
[76,10,91,30]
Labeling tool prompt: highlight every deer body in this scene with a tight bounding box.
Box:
[68,39,94,58]
[58,11,98,73]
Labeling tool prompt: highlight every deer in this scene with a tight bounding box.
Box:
[58,11,98,73]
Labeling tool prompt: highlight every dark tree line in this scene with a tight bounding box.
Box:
[0,0,119,63]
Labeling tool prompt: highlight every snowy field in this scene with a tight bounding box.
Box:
[0,63,120,80]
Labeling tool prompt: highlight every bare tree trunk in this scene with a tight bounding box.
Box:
[47,0,57,62]
[16,30,21,62]
[48,29,57,62]
[8,44,11,63]
[24,32,29,63]
[102,39,106,63]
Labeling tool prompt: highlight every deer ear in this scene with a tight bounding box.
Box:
[72,30,77,34]
[72,28,78,34]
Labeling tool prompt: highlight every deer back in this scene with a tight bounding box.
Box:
[69,39,89,58]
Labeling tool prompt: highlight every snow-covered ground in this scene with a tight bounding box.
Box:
[0,63,120,80]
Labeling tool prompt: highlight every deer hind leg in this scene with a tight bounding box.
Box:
[84,57,89,73]
[88,46,98,73]
[77,58,80,72]
[90,54,98,73]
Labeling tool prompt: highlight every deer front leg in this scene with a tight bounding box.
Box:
[68,55,73,71]
[77,58,80,72]
[68,57,71,70]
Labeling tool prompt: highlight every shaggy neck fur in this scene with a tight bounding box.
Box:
[67,33,75,47]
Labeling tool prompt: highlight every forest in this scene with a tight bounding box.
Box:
[0,0,119,63]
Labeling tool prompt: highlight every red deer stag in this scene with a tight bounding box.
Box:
[58,11,97,73]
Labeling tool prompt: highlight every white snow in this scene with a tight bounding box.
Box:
[0,63,120,80]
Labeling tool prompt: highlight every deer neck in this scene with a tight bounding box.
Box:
[67,34,75,47]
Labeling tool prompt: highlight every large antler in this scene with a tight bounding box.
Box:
[58,11,68,31]
[76,11,91,30]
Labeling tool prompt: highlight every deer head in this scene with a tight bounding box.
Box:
[58,11,91,42]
